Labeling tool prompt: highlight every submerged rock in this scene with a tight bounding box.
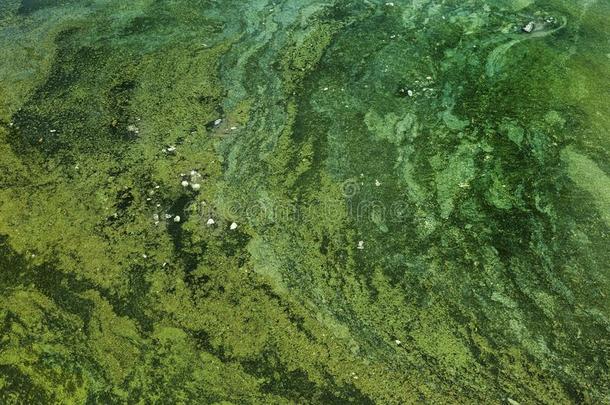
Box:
[522,21,535,33]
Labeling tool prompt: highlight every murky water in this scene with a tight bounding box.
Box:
[0,0,608,403]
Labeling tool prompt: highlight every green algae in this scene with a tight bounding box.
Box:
[561,146,610,226]
[1,0,609,403]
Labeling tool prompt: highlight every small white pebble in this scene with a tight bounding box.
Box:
[165,214,173,219]
[323,87,329,91]
[375,179,381,187]
[214,118,222,126]
[407,89,414,97]
[395,339,402,345]
[230,222,238,230]
[230,126,237,130]
[207,218,215,226]
[142,254,148,259]
[181,180,189,187]
[50,129,57,133]
[173,215,181,223]
[357,240,365,250]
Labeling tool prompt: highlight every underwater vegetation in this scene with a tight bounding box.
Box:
[0,0,609,403]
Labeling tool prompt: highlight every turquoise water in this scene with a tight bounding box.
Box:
[0,0,609,403]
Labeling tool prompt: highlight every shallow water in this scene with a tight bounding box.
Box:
[0,0,608,403]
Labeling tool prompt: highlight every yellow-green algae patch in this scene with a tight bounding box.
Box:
[561,147,610,227]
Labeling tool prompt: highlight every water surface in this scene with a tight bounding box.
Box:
[0,0,608,403]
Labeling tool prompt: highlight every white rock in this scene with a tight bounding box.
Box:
[375,179,381,187]
[407,89,414,97]
[230,222,238,230]
[395,339,402,345]
[190,171,202,183]
[191,183,201,191]
[357,240,365,250]
[181,180,189,187]
[207,218,215,226]
[522,22,535,33]
[214,118,222,126]
[173,215,181,223]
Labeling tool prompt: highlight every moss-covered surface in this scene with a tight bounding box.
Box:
[0,0,608,403]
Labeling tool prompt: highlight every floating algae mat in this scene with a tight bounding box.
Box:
[0,0,609,403]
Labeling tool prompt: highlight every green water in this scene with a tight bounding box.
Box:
[0,0,608,403]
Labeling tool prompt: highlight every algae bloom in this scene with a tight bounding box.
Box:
[0,0,608,403]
